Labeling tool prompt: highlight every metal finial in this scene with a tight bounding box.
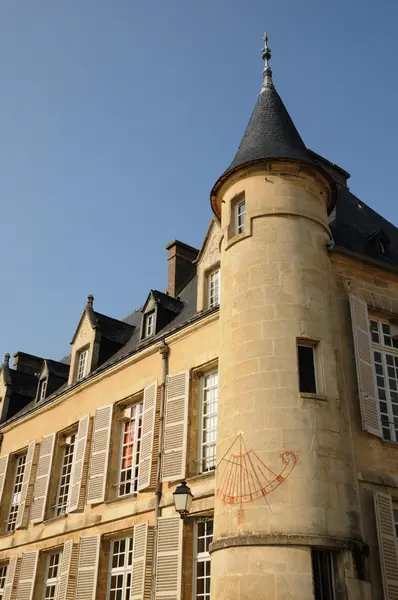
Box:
[261,32,273,91]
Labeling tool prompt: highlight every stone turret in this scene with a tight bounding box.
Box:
[210,34,361,600]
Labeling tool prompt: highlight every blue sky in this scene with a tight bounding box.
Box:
[0,0,397,361]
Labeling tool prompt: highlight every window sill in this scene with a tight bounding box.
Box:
[187,470,216,484]
[299,392,328,402]
[105,492,138,505]
[43,513,68,525]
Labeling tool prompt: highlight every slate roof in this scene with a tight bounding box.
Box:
[45,359,70,379]
[92,311,135,344]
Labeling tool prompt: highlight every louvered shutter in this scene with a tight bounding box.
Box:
[349,294,382,436]
[58,540,78,600]
[3,556,18,600]
[75,535,100,600]
[162,372,189,482]
[68,415,91,512]
[30,433,55,523]
[15,551,38,600]
[155,517,183,600]
[0,455,9,505]
[138,382,158,491]
[15,442,36,529]
[131,523,154,600]
[86,405,112,504]
[374,492,398,599]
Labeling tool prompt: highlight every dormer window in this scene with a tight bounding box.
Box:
[366,228,390,258]
[235,200,246,235]
[208,269,220,309]
[38,378,47,401]
[378,240,386,255]
[76,348,89,382]
[144,311,155,338]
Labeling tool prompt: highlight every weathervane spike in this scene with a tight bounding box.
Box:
[261,31,273,91]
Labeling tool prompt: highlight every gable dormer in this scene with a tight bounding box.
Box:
[366,228,391,258]
[36,359,70,403]
[0,352,43,422]
[140,290,183,341]
[69,295,135,385]
[195,218,221,312]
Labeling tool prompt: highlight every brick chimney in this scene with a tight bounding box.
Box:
[13,352,44,376]
[166,240,199,297]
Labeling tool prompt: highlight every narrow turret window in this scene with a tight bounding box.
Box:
[312,550,335,600]
[235,200,246,235]
[297,343,317,394]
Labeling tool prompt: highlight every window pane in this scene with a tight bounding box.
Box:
[194,520,213,600]
[298,345,316,394]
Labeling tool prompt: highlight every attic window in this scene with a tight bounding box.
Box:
[144,311,155,338]
[38,378,47,401]
[76,348,89,381]
[378,240,386,255]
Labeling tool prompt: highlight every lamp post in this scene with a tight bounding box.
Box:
[172,481,212,522]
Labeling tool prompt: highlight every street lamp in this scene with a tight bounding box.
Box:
[172,481,213,522]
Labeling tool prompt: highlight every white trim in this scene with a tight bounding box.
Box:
[234,199,246,235]
[106,536,134,600]
[7,453,26,532]
[208,269,220,309]
[144,312,155,338]
[198,371,218,474]
[192,520,213,600]
[54,433,76,516]
[117,402,143,497]
[42,551,62,600]
[76,348,89,382]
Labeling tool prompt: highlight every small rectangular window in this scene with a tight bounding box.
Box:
[107,537,133,600]
[76,349,89,382]
[38,378,47,401]
[118,402,143,496]
[312,550,335,600]
[54,434,76,516]
[208,269,220,309]
[43,552,62,600]
[7,454,27,532]
[297,343,317,394]
[193,520,213,600]
[144,312,155,338]
[0,564,7,600]
[235,200,246,235]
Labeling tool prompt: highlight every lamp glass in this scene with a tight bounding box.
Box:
[173,481,193,516]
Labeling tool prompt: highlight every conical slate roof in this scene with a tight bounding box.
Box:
[227,83,315,172]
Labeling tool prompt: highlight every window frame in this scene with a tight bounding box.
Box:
[54,433,77,516]
[198,371,218,474]
[234,199,246,235]
[192,519,213,600]
[6,453,27,533]
[296,338,323,396]
[311,550,335,600]
[106,536,134,600]
[207,268,220,310]
[38,378,48,401]
[144,311,155,339]
[370,317,398,442]
[117,402,144,497]
[0,564,7,600]
[42,551,62,600]
[76,348,89,382]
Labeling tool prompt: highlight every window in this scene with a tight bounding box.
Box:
[38,378,47,401]
[43,552,62,600]
[107,537,133,600]
[118,403,143,496]
[54,434,76,516]
[199,371,218,473]
[208,269,220,309]
[7,454,27,532]
[235,200,246,235]
[193,520,213,600]
[370,318,398,441]
[76,348,89,382]
[312,550,335,600]
[144,312,155,338]
[297,343,317,394]
[0,564,7,600]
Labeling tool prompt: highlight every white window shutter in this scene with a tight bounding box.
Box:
[162,372,189,482]
[0,455,9,505]
[68,415,91,512]
[86,405,113,504]
[58,540,78,600]
[138,382,158,491]
[15,442,36,529]
[75,535,100,600]
[30,433,55,523]
[374,491,398,599]
[349,294,382,436]
[3,556,19,600]
[131,522,154,600]
[15,551,38,600]
[155,517,183,600]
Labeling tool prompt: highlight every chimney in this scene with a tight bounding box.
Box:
[166,240,199,297]
[13,352,44,376]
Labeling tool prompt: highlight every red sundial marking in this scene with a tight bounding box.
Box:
[216,434,298,508]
